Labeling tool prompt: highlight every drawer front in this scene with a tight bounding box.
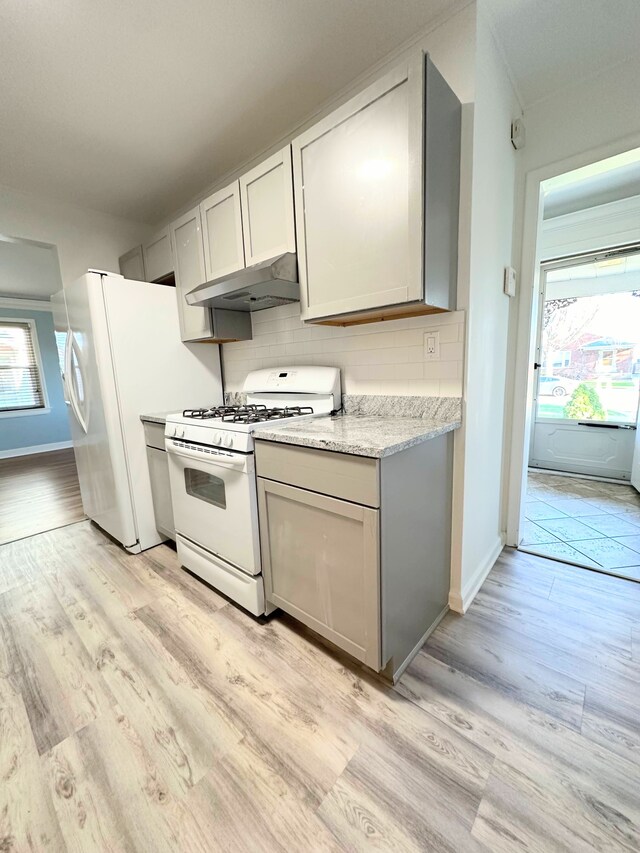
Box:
[255,441,379,507]
[143,421,166,450]
[258,478,380,669]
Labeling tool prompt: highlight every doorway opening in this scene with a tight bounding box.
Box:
[0,235,85,545]
[514,149,640,580]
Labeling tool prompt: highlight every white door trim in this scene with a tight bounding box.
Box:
[505,131,640,548]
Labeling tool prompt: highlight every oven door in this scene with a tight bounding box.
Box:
[166,439,261,575]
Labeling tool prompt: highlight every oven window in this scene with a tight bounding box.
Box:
[184,468,226,509]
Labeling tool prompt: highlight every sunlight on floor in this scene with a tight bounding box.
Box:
[521,471,640,580]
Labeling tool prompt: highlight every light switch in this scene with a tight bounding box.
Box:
[424,331,440,361]
[504,266,516,297]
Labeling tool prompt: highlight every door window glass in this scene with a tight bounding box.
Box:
[537,256,640,424]
[184,468,226,509]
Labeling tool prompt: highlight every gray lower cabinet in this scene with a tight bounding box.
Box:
[257,478,381,669]
[256,436,453,681]
[143,421,175,541]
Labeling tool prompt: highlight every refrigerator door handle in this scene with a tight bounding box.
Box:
[60,332,71,407]
[65,329,88,433]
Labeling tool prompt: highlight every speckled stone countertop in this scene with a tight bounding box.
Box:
[140,412,172,425]
[255,413,460,458]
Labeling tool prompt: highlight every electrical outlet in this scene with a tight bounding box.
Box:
[424,330,440,361]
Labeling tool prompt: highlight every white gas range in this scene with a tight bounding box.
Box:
[165,366,341,615]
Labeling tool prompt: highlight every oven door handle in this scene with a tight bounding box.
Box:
[165,441,248,470]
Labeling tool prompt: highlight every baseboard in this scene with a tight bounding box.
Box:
[0,440,73,459]
[449,534,504,614]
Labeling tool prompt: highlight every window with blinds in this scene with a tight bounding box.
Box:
[0,320,46,412]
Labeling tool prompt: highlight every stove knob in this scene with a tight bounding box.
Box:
[224,435,233,448]
[171,425,178,437]
[178,426,185,438]
[214,432,222,445]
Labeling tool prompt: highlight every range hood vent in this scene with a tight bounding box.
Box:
[185,252,299,312]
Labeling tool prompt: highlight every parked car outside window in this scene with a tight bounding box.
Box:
[538,375,578,397]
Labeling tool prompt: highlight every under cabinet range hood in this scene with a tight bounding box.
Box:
[186,252,299,312]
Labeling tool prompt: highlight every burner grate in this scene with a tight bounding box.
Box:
[181,404,315,424]
[182,404,267,420]
[221,405,315,424]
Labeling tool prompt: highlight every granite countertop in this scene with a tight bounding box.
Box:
[140,412,172,425]
[254,413,460,458]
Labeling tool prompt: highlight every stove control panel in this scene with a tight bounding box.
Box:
[165,420,253,453]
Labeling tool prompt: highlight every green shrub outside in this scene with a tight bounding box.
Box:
[563,383,606,420]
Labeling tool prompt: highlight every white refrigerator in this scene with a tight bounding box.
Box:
[55,271,223,553]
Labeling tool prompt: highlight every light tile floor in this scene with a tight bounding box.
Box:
[521,470,640,581]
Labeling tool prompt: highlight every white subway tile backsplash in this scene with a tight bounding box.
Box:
[222,306,465,397]
[439,341,464,362]
[435,324,459,344]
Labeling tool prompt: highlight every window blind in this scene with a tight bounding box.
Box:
[0,321,45,412]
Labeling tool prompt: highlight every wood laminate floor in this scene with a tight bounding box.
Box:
[0,449,85,545]
[1,522,639,851]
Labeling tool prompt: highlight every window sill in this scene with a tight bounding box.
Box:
[0,407,52,419]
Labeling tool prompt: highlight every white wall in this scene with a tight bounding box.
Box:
[223,305,465,397]
[449,9,519,612]
[0,239,62,299]
[160,3,477,228]
[0,184,151,288]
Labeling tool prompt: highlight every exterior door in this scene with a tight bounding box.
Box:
[530,252,640,480]
[169,206,212,342]
[632,403,640,491]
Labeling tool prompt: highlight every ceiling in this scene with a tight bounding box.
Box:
[2,0,639,226]
[0,239,62,300]
[542,148,640,219]
[0,0,455,225]
[485,0,640,108]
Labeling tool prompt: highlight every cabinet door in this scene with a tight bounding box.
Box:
[169,206,212,341]
[292,55,424,321]
[119,245,145,281]
[143,228,173,282]
[239,146,296,265]
[257,478,380,669]
[146,447,175,540]
[200,182,245,281]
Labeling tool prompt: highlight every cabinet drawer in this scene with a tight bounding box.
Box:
[255,440,379,507]
[258,478,380,669]
[143,421,166,450]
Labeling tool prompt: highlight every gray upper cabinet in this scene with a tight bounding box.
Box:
[200,182,246,282]
[166,147,297,343]
[118,245,145,281]
[292,52,460,326]
[239,146,296,266]
[169,205,212,342]
[143,227,173,283]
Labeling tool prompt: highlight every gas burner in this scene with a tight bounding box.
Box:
[221,405,315,424]
[182,404,268,420]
